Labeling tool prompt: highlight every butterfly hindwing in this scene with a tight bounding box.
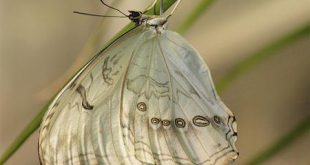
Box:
[120,30,238,164]
[159,31,238,164]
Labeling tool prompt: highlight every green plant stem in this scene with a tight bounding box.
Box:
[243,115,310,165]
[216,24,310,93]
[0,104,48,164]
[176,0,215,34]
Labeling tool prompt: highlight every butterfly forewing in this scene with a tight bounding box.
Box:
[39,27,147,164]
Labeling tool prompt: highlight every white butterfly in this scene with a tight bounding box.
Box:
[38,0,238,164]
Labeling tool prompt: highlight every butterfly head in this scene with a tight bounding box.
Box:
[128,10,168,31]
[128,10,143,25]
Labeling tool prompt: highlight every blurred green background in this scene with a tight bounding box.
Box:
[0,0,309,164]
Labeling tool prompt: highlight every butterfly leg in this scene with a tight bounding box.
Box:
[166,0,182,19]
[144,0,157,14]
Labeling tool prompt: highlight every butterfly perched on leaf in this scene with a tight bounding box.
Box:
[38,0,238,164]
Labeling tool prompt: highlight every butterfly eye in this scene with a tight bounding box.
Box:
[137,102,147,112]
[128,10,143,25]
[213,115,222,125]
[128,10,142,18]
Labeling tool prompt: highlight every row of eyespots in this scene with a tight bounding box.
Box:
[137,102,222,128]
[150,115,222,128]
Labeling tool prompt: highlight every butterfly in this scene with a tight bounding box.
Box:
[38,0,238,164]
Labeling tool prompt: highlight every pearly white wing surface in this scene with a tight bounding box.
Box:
[39,26,238,165]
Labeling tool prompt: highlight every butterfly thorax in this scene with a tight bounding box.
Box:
[128,10,168,32]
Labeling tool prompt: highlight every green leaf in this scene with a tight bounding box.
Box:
[0,103,48,164]
[176,0,216,34]
[220,25,310,164]
[216,25,310,92]
[243,115,310,165]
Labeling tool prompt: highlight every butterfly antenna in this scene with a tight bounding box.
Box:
[73,11,127,18]
[166,0,182,19]
[99,0,128,17]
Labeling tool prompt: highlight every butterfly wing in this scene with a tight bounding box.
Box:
[39,27,238,165]
[120,30,238,165]
[39,26,149,164]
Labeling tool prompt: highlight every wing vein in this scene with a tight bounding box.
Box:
[156,37,178,164]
